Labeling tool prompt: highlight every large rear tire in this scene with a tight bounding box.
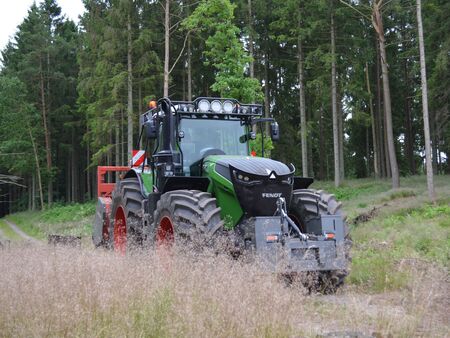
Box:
[150,190,224,249]
[289,189,352,293]
[109,177,145,254]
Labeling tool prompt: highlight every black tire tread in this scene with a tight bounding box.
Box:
[151,189,224,245]
[109,177,145,249]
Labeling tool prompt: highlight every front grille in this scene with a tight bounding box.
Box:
[230,165,293,216]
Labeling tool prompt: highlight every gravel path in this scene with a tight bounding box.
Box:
[4,219,40,244]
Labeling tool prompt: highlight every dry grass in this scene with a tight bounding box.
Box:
[0,244,448,338]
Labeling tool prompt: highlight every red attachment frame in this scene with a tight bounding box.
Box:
[97,166,130,198]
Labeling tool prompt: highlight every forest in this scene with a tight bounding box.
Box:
[0,0,448,214]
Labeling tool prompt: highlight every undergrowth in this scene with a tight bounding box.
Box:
[0,219,21,240]
[6,202,95,238]
[349,200,450,291]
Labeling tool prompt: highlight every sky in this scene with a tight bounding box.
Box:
[0,0,85,51]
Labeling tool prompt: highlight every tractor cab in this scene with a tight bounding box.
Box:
[141,97,280,179]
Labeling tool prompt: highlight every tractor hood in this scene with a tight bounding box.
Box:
[206,156,295,218]
[213,156,293,177]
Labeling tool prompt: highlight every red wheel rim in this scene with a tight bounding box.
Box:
[157,216,174,246]
[114,206,127,254]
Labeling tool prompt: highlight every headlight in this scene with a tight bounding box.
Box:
[198,99,210,113]
[211,100,222,113]
[223,100,234,113]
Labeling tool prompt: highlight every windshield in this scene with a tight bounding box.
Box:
[179,118,248,175]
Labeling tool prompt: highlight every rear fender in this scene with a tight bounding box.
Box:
[161,176,210,193]
[123,169,148,197]
[293,177,314,190]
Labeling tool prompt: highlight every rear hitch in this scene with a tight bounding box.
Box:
[275,197,308,241]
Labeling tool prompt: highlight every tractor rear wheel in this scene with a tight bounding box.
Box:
[151,190,224,249]
[109,177,145,254]
[289,189,352,293]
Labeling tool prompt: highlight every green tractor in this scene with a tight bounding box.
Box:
[93,97,351,291]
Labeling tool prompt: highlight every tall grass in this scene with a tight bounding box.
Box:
[0,245,448,337]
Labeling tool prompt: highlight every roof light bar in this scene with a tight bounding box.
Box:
[170,98,263,116]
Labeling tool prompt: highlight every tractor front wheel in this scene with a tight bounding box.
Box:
[151,190,224,249]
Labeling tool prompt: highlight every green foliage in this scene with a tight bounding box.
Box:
[249,132,274,158]
[39,202,96,223]
[6,201,96,238]
[0,76,40,174]
[183,0,263,103]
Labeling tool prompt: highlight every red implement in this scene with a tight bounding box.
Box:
[93,166,130,247]
[97,166,130,197]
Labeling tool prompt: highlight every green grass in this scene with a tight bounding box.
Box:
[6,213,46,240]
[349,200,450,292]
[5,202,96,239]
[0,219,22,241]
[380,189,416,202]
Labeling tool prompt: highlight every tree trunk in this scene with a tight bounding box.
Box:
[163,0,170,97]
[264,50,270,129]
[86,129,91,200]
[384,113,392,178]
[298,34,308,177]
[39,57,53,205]
[372,0,399,188]
[127,14,133,162]
[319,107,325,180]
[138,83,143,149]
[28,126,44,210]
[248,0,254,80]
[187,34,192,100]
[365,62,379,178]
[115,118,120,166]
[376,43,386,178]
[338,92,345,180]
[331,11,340,187]
[32,172,36,211]
[72,131,79,202]
[404,59,416,174]
[121,109,125,166]
[417,0,436,202]
[431,114,438,174]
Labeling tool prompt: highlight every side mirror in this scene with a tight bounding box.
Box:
[270,122,280,141]
[239,131,256,143]
[145,119,157,139]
